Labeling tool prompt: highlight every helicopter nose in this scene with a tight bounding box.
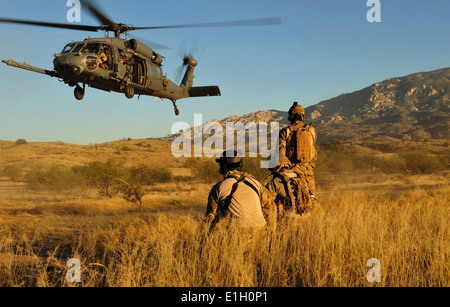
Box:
[54,55,84,76]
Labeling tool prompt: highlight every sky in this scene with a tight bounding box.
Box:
[0,0,448,145]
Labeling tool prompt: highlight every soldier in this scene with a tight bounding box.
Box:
[99,46,109,69]
[205,150,277,231]
[277,102,318,215]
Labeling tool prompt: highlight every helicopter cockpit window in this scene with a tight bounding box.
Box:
[81,43,101,54]
[155,66,163,79]
[72,43,84,54]
[61,43,76,54]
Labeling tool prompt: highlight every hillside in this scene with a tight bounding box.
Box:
[0,139,187,170]
[164,67,449,143]
[307,67,449,141]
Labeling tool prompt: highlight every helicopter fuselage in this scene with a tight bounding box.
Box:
[54,37,187,99]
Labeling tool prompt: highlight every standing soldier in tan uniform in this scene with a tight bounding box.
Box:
[272,102,318,217]
[206,151,277,231]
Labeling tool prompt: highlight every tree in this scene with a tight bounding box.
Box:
[74,159,128,198]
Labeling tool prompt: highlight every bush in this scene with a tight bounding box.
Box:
[121,146,133,152]
[436,150,450,170]
[15,139,28,145]
[73,159,128,198]
[1,165,23,181]
[128,164,172,185]
[119,165,172,208]
[399,150,444,174]
[316,150,354,174]
[351,153,382,172]
[377,155,408,174]
[187,158,222,184]
[25,165,84,191]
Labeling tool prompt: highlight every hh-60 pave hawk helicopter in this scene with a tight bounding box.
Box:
[0,0,280,115]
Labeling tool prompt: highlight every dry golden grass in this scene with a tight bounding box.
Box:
[0,179,448,287]
[0,139,448,287]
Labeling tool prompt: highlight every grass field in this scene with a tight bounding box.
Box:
[0,139,448,287]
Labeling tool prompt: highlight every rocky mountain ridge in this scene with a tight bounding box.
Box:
[163,67,449,143]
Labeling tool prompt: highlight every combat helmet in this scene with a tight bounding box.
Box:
[216,150,243,174]
[288,101,305,122]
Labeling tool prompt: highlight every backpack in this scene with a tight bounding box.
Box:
[273,172,313,216]
[286,123,317,164]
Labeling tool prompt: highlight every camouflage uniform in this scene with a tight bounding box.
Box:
[275,103,318,215]
[206,170,277,230]
[264,169,297,219]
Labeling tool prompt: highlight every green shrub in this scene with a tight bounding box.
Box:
[1,165,23,181]
[187,158,222,184]
[25,165,84,191]
[351,153,382,172]
[378,155,408,174]
[73,159,128,197]
[316,150,354,174]
[435,150,450,170]
[121,146,132,152]
[128,164,172,185]
[15,139,28,145]
[399,150,444,174]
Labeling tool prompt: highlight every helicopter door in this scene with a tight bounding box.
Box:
[132,57,146,86]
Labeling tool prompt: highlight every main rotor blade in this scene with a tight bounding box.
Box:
[0,18,101,32]
[133,17,282,30]
[80,0,116,28]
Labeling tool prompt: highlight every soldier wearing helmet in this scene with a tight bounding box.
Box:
[274,102,318,216]
[205,150,277,231]
[288,102,306,123]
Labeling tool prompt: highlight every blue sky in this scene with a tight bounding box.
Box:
[0,0,448,144]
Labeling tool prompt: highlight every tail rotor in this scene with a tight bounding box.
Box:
[175,38,198,84]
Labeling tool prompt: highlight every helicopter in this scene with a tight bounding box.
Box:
[0,0,281,116]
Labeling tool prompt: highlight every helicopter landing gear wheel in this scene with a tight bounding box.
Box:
[74,84,85,101]
[172,100,180,116]
[124,85,134,99]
